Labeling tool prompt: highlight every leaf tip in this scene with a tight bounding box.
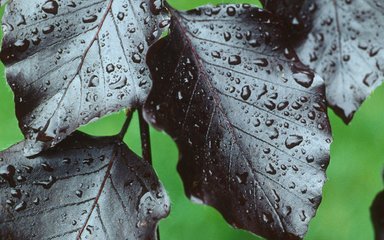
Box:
[22,140,45,157]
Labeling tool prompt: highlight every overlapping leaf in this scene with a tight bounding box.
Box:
[262,0,384,123]
[144,4,331,240]
[0,131,170,239]
[371,171,384,240]
[0,0,169,156]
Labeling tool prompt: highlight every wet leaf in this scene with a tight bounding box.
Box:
[0,131,170,239]
[371,171,384,240]
[261,0,384,123]
[144,4,331,240]
[0,0,169,156]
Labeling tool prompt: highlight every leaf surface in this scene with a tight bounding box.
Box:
[0,132,170,239]
[144,4,331,240]
[262,0,384,123]
[0,0,168,155]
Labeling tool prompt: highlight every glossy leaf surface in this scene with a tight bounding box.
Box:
[0,0,168,155]
[0,132,170,239]
[145,4,331,240]
[262,0,384,123]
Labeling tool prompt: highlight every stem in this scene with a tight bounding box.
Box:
[138,109,152,164]
[118,109,134,140]
[138,109,160,240]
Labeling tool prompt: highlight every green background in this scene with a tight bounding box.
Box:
[0,1,383,239]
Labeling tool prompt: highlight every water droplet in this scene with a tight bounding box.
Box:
[15,201,27,212]
[241,85,251,100]
[76,190,83,198]
[132,53,142,63]
[228,55,241,65]
[285,135,303,149]
[82,15,98,24]
[227,6,236,16]
[224,32,231,41]
[292,63,314,88]
[236,172,248,185]
[106,64,115,73]
[363,72,379,87]
[254,58,269,67]
[42,0,59,15]
[41,162,54,172]
[11,188,22,198]
[0,164,16,187]
[117,12,125,21]
[33,176,56,189]
[88,75,99,87]
[266,163,277,175]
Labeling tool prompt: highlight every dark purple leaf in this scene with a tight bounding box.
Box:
[262,0,384,123]
[260,0,312,40]
[371,171,384,240]
[0,131,170,239]
[144,4,331,240]
[0,0,169,156]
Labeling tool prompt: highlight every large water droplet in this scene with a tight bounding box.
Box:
[42,0,59,15]
[285,135,303,149]
[241,85,251,100]
[228,55,241,65]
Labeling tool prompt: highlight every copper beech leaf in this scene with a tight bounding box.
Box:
[0,0,169,156]
[144,4,331,240]
[261,0,384,123]
[371,171,384,240]
[0,131,170,239]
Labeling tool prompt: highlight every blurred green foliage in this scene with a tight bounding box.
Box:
[0,1,383,239]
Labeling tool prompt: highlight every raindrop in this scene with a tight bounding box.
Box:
[41,162,54,172]
[0,164,16,187]
[254,58,269,67]
[76,190,83,198]
[224,32,231,41]
[42,25,55,34]
[241,85,251,100]
[132,53,142,63]
[117,12,125,21]
[42,0,59,15]
[82,15,98,24]
[285,135,303,149]
[266,163,277,175]
[363,72,379,87]
[236,172,248,185]
[106,64,115,73]
[33,176,56,189]
[11,188,22,198]
[292,63,314,88]
[15,201,27,212]
[88,75,99,87]
[227,6,236,16]
[228,55,241,65]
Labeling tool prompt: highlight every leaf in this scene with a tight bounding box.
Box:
[261,0,384,123]
[0,0,169,156]
[0,131,170,239]
[371,171,384,240]
[144,4,331,240]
